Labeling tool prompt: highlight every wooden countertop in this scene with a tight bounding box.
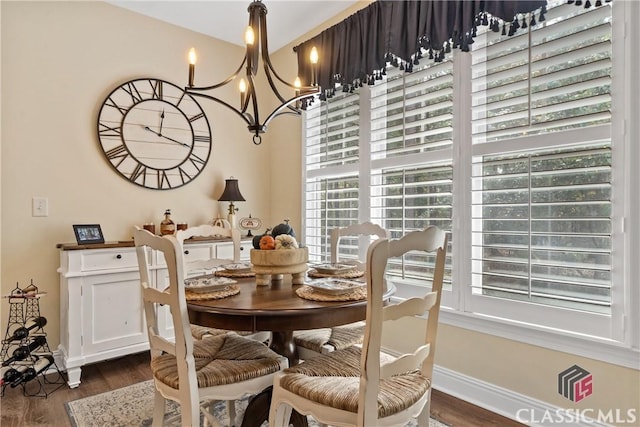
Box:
[57,236,251,251]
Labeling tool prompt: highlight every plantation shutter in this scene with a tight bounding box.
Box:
[470,0,613,315]
[369,62,454,289]
[304,92,360,263]
[471,2,612,143]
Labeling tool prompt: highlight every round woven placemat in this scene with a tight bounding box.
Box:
[296,285,366,302]
[306,269,364,279]
[185,284,240,301]
[214,270,256,278]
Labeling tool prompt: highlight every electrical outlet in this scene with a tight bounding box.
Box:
[32,197,49,217]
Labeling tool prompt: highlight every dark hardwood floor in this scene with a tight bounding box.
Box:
[1,352,523,427]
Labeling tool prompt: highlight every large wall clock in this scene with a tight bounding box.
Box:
[97,78,212,190]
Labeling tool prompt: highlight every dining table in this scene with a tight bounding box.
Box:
[187,272,391,427]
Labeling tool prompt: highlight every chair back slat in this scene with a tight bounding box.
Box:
[380,343,431,379]
[382,293,437,322]
[330,222,388,267]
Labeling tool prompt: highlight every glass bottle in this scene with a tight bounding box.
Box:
[160,209,175,235]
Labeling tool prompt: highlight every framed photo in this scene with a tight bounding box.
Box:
[73,224,105,245]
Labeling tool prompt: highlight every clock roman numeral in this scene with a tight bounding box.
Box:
[150,80,163,100]
[105,144,128,168]
[188,112,205,122]
[188,153,207,169]
[105,144,128,160]
[157,170,171,189]
[98,122,122,137]
[105,96,128,115]
[175,91,187,106]
[122,82,143,104]
[193,134,211,143]
[129,164,147,184]
[178,167,192,184]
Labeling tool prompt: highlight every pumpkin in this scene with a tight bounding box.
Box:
[272,219,296,238]
[252,228,271,249]
[259,235,276,250]
[275,234,299,250]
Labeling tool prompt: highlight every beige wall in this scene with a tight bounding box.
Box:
[1,1,276,346]
[2,1,638,424]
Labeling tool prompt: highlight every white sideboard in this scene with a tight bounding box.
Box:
[57,237,251,388]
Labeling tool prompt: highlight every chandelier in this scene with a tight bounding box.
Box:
[185,0,320,145]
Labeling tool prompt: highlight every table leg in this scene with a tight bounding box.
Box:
[239,331,307,427]
[269,331,299,366]
[240,387,308,427]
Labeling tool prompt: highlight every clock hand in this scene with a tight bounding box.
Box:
[143,125,161,136]
[159,110,165,134]
[144,125,189,147]
[159,134,190,148]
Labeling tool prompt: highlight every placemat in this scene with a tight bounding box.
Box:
[307,269,364,279]
[296,285,366,302]
[214,270,256,278]
[185,284,240,301]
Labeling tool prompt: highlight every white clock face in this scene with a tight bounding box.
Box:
[97,78,212,190]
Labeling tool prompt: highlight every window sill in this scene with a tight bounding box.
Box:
[437,307,639,369]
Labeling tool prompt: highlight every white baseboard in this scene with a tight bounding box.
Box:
[432,365,613,427]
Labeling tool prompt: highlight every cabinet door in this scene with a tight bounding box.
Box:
[81,271,147,355]
[216,241,252,261]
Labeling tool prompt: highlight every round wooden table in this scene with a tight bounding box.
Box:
[187,276,373,427]
[187,276,369,365]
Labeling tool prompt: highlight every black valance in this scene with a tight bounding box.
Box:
[294,0,610,99]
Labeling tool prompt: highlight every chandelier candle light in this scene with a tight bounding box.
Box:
[186,0,320,145]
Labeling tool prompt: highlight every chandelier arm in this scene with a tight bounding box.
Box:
[261,92,319,129]
[246,74,260,126]
[187,57,247,92]
[185,91,253,127]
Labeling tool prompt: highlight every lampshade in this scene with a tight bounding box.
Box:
[218,178,246,202]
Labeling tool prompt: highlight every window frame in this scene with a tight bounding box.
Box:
[300,0,639,368]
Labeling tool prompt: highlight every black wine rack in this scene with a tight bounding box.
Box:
[1,282,66,397]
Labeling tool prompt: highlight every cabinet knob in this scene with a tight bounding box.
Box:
[240,247,244,251]
[184,250,190,255]
[116,254,122,259]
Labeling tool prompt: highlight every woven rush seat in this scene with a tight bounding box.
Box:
[152,333,283,389]
[191,324,227,339]
[293,321,365,354]
[279,347,430,418]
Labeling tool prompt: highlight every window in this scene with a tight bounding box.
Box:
[302,0,637,364]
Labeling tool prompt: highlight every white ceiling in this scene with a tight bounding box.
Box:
[107,0,360,51]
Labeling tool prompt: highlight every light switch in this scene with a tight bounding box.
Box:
[32,197,49,217]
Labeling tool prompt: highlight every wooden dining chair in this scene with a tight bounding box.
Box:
[134,228,288,427]
[294,222,388,360]
[270,226,448,427]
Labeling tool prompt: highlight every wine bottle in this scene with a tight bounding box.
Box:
[10,355,53,387]
[1,336,47,366]
[6,316,47,342]
[1,365,28,386]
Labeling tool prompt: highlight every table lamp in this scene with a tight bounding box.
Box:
[218,177,245,229]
